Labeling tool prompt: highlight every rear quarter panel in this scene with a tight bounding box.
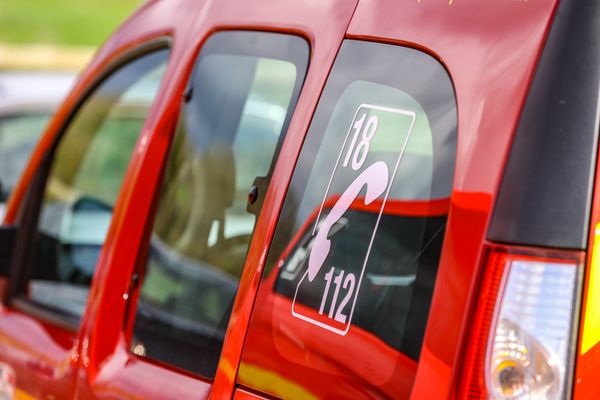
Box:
[347,0,559,397]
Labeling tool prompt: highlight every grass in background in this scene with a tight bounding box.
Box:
[0,0,141,47]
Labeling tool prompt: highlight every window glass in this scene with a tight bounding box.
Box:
[0,113,51,201]
[131,31,309,378]
[239,40,457,399]
[26,49,169,322]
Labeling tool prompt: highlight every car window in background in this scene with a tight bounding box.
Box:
[130,31,309,379]
[0,113,50,201]
[0,72,76,219]
[19,49,170,324]
[238,40,457,399]
[0,72,76,108]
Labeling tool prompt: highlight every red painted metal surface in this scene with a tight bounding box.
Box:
[3,0,359,398]
[0,0,574,398]
[75,338,212,399]
[79,0,360,398]
[347,1,559,398]
[0,308,77,398]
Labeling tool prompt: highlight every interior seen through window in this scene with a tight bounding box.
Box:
[22,49,170,325]
[130,31,309,379]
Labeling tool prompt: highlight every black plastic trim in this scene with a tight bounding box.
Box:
[11,297,80,333]
[0,226,15,276]
[488,0,600,249]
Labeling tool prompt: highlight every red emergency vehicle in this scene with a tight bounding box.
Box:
[0,0,599,399]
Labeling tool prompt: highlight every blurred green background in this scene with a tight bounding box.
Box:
[0,0,141,70]
[0,0,140,46]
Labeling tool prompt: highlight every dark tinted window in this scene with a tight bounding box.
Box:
[239,40,457,399]
[130,31,309,378]
[23,49,169,324]
[274,209,446,359]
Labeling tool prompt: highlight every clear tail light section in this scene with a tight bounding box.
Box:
[486,258,579,399]
[459,247,583,399]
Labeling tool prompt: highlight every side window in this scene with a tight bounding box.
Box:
[239,41,457,399]
[20,49,169,324]
[130,31,309,378]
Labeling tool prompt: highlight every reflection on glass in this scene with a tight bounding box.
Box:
[239,40,457,399]
[275,208,446,354]
[131,31,309,379]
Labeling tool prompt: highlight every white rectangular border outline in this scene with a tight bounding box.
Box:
[291,103,417,335]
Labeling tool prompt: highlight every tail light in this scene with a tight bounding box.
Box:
[459,247,583,399]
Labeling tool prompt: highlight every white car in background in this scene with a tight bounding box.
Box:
[0,71,76,219]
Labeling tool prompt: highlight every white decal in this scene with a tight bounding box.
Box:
[291,104,416,335]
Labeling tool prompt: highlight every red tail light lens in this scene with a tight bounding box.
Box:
[458,247,583,399]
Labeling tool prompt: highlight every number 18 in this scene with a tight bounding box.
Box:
[343,112,379,171]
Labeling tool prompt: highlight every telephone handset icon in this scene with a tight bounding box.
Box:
[307,161,389,282]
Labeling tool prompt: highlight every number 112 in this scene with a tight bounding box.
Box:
[318,267,356,324]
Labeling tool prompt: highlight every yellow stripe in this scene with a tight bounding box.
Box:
[219,358,236,383]
[581,223,600,354]
[238,363,317,400]
[14,388,36,400]
[0,44,93,71]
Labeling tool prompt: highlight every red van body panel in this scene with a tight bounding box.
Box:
[4,0,359,398]
[347,1,560,398]
[3,0,596,399]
